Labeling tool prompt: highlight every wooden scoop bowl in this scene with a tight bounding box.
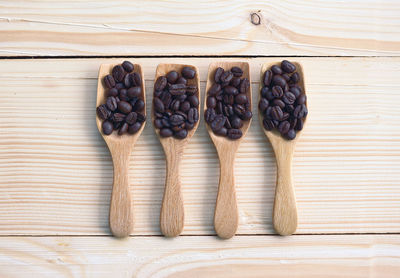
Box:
[152,64,200,237]
[205,62,252,239]
[259,61,307,236]
[96,63,146,238]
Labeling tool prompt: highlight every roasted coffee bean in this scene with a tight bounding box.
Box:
[122,61,134,72]
[216,102,223,114]
[224,118,232,129]
[104,74,115,89]
[231,66,243,77]
[282,112,289,121]
[241,110,252,120]
[161,118,170,127]
[155,76,167,91]
[224,86,238,95]
[290,85,302,97]
[160,128,173,137]
[187,95,199,107]
[239,78,250,94]
[175,111,187,120]
[220,71,233,84]
[289,117,297,129]
[284,83,290,93]
[106,96,118,111]
[282,92,296,105]
[205,108,216,123]
[118,101,132,114]
[295,118,304,131]
[186,85,197,96]
[153,97,164,113]
[127,86,141,98]
[282,73,291,82]
[278,121,290,134]
[271,106,283,121]
[271,65,282,75]
[273,99,285,109]
[272,86,284,98]
[126,112,137,125]
[129,97,138,108]
[108,88,118,97]
[273,75,286,88]
[227,128,242,139]
[286,104,295,113]
[154,118,163,129]
[281,60,296,73]
[136,112,146,123]
[208,83,221,96]
[166,71,179,84]
[123,73,132,88]
[259,98,269,112]
[230,77,241,88]
[294,104,307,118]
[297,94,307,105]
[170,114,185,126]
[113,113,126,123]
[170,99,180,111]
[132,72,142,86]
[172,123,185,132]
[263,118,275,130]
[133,99,145,112]
[235,94,248,105]
[215,90,224,101]
[182,67,196,79]
[290,72,300,84]
[223,94,234,105]
[263,70,273,86]
[211,114,226,131]
[179,101,190,112]
[128,122,142,134]
[234,104,245,116]
[175,129,188,139]
[187,108,195,124]
[214,67,224,83]
[102,120,113,135]
[265,106,272,119]
[207,96,217,108]
[112,65,126,82]
[230,116,243,129]
[176,77,187,85]
[286,129,296,140]
[118,88,129,101]
[169,83,186,96]
[113,121,122,130]
[115,82,125,90]
[118,123,129,135]
[97,104,111,120]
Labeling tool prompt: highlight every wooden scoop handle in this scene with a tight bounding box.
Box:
[273,147,298,235]
[160,154,184,237]
[214,153,239,239]
[109,150,134,238]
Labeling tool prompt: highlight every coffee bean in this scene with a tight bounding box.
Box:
[102,120,113,135]
[271,65,282,75]
[126,112,137,125]
[230,116,243,129]
[154,118,163,129]
[227,128,242,139]
[155,76,167,91]
[170,114,185,126]
[259,98,269,112]
[118,89,129,101]
[97,104,110,120]
[176,77,187,85]
[211,114,226,131]
[133,99,145,112]
[187,95,199,107]
[272,86,284,98]
[281,60,296,73]
[169,83,186,96]
[174,129,188,139]
[104,75,115,89]
[295,118,304,131]
[205,108,216,123]
[273,99,285,109]
[220,71,233,84]
[224,86,239,95]
[278,121,290,134]
[108,88,118,97]
[128,122,142,134]
[286,104,295,113]
[235,94,248,104]
[115,82,125,90]
[166,71,179,84]
[118,101,132,114]
[214,67,224,83]
[241,110,252,120]
[239,78,250,94]
[207,96,217,108]
[113,121,122,130]
[127,87,141,98]
[123,73,132,88]
[285,129,296,140]
[234,104,245,116]
[186,85,197,96]
[136,112,146,122]
[284,83,290,93]
[122,61,134,72]
[282,73,291,82]
[297,94,307,105]
[230,77,241,87]
[112,65,126,82]
[132,72,142,87]
[153,97,164,113]
[208,83,221,96]
[106,96,118,111]
[273,75,287,88]
[282,112,290,121]
[118,123,129,135]
[231,66,243,77]
[182,67,196,79]
[290,72,300,84]
[112,113,125,123]
[289,117,297,129]
[160,128,173,137]
[282,92,296,105]
[263,118,275,130]
[271,106,283,121]
[215,127,228,136]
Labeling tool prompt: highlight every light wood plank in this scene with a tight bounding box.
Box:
[0,58,400,235]
[0,0,399,56]
[0,235,399,278]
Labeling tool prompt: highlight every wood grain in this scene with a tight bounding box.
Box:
[205,62,252,239]
[0,57,400,236]
[0,0,400,56]
[0,235,399,278]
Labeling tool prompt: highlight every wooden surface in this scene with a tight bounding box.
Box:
[1,0,400,277]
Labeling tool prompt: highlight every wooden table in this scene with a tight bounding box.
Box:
[1,1,400,277]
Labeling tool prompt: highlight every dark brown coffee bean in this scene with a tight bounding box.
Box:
[112,113,125,123]
[224,86,238,95]
[214,127,228,136]
[186,85,197,96]
[295,118,304,131]
[241,110,252,120]
[161,118,170,127]
[169,83,186,96]
[273,99,285,109]
[108,88,118,97]
[294,104,307,118]
[102,120,113,135]
[207,96,217,108]
[239,78,250,94]
[187,95,199,107]
[175,129,188,139]
[113,121,122,130]
[230,77,241,87]
[215,91,224,101]
[118,123,129,135]
[297,94,307,105]
[106,96,118,111]
[230,116,243,129]
[128,122,141,134]
[214,67,224,83]
[129,97,138,108]
[273,75,286,88]
[112,65,126,82]
[272,86,284,98]
[271,65,282,75]
[187,108,195,124]
[271,106,283,121]
[231,66,243,77]
[290,72,300,84]
[282,73,291,82]
[153,97,164,113]
[290,85,302,97]
[127,87,141,98]
[118,101,132,114]
[208,83,221,96]
[97,104,110,120]
[132,72,142,87]
[263,70,273,86]
[224,118,232,129]
[266,89,274,101]
[176,77,187,85]
[204,108,216,123]
[220,71,233,84]
[123,73,132,88]
[286,104,295,113]
[136,112,146,122]
[122,61,134,73]
[282,92,296,105]
[154,118,163,129]
[172,123,185,132]
[126,112,137,125]
[223,94,234,105]
[284,83,290,93]
[185,122,195,130]
[259,98,269,112]
[278,121,290,134]
[155,76,167,91]
[281,60,296,73]
[285,129,296,140]
[175,111,187,120]
[104,74,115,89]
[227,128,242,139]
[115,82,125,90]
[170,99,180,111]
[289,117,297,129]
[133,99,145,112]
[182,67,196,79]
[265,106,272,119]
[211,114,226,131]
[263,118,275,130]
[160,128,173,137]
[235,94,248,105]
[119,89,129,101]
[166,71,179,84]
[170,114,185,126]
[233,104,245,116]
[180,101,190,112]
[282,112,289,121]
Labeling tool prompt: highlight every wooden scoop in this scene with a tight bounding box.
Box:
[259,62,307,236]
[205,62,252,239]
[152,64,200,237]
[96,63,146,237]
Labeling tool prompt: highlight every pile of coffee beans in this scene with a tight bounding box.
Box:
[259,60,307,140]
[96,61,146,136]
[153,67,199,139]
[204,66,252,139]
